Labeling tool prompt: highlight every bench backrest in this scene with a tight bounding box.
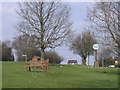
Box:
[29,59,49,66]
[68,60,77,63]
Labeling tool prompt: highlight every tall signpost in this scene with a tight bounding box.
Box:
[93,44,99,68]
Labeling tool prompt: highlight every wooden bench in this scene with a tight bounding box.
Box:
[24,59,49,72]
[67,60,78,65]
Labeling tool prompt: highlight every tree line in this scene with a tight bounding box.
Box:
[1,40,63,63]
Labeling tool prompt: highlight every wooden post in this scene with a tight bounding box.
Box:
[94,50,99,67]
[29,67,31,72]
[95,50,97,61]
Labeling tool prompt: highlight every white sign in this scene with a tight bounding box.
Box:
[93,44,99,50]
[115,61,118,64]
[22,55,27,57]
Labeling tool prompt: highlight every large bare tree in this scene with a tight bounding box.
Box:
[69,31,97,66]
[16,2,72,60]
[88,1,120,57]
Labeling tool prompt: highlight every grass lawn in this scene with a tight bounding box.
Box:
[2,61,119,88]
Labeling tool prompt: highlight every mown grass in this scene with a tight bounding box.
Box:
[2,61,119,88]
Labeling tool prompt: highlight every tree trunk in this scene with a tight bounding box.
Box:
[40,47,45,60]
[88,54,90,66]
[82,57,86,66]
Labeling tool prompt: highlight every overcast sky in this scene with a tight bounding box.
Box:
[1,2,95,65]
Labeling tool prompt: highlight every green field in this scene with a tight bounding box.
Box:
[2,61,119,88]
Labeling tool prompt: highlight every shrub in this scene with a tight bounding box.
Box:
[44,51,63,64]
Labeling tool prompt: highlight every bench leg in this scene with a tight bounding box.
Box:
[24,67,27,71]
[29,67,31,72]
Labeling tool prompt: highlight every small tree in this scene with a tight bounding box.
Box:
[44,51,63,64]
[69,31,97,66]
[2,41,14,61]
[98,47,113,67]
[16,2,72,60]
[12,34,38,61]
